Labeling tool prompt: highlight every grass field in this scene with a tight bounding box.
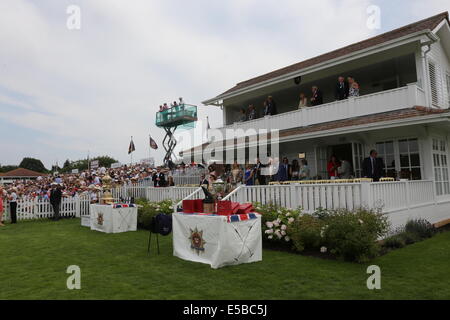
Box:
[0,219,449,300]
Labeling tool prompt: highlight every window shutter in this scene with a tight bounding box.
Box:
[446,73,450,108]
[429,62,439,106]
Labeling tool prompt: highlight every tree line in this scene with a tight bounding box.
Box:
[0,156,119,174]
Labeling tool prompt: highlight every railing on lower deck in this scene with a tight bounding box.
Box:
[214,83,426,135]
[221,180,435,213]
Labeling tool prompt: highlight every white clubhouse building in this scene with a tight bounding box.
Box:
[180,12,450,228]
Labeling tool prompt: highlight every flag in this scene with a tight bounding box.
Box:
[128,138,135,154]
[149,135,158,150]
[207,116,210,130]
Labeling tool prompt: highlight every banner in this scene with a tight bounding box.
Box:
[71,169,79,174]
[90,160,99,169]
[111,162,122,169]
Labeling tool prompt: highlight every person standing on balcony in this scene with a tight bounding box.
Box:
[335,76,349,100]
[348,77,360,97]
[299,159,311,180]
[50,183,62,221]
[239,108,247,122]
[244,164,254,186]
[290,159,300,180]
[327,155,341,180]
[362,150,384,182]
[277,157,290,182]
[247,104,257,120]
[311,86,323,106]
[254,158,267,185]
[298,92,308,109]
[264,96,277,116]
[338,159,353,179]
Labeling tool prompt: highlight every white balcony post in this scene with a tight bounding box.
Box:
[290,184,299,209]
[360,181,372,208]
[405,180,411,211]
[407,83,417,107]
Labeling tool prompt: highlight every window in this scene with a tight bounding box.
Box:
[376,138,422,180]
[432,138,450,196]
[376,141,396,178]
[398,138,421,180]
[429,61,439,106]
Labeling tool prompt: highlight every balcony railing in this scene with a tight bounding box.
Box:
[213,83,426,134]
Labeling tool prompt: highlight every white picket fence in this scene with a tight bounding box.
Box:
[222,180,436,213]
[1,186,199,222]
[1,195,91,221]
[111,186,199,202]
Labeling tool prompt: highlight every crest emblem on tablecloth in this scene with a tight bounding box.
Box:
[97,213,104,225]
[189,227,206,254]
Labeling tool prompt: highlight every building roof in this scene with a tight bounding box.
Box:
[0,168,44,178]
[183,106,450,154]
[208,12,448,101]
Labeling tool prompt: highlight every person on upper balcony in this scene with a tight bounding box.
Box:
[335,76,349,100]
[247,104,257,120]
[348,77,360,97]
[311,86,323,106]
[159,105,163,112]
[298,92,308,109]
[264,96,277,116]
[238,108,247,122]
[163,103,169,110]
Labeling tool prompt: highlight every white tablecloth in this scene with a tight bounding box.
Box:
[172,213,262,269]
[90,204,137,233]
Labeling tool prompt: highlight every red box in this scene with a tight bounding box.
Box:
[237,203,254,214]
[217,201,240,215]
[183,199,203,213]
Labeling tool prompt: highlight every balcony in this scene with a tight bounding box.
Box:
[212,83,427,135]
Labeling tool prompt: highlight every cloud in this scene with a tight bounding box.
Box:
[0,0,410,168]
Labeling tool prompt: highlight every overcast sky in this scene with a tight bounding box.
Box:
[1,0,449,169]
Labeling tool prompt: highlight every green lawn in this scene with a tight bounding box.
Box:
[0,219,449,300]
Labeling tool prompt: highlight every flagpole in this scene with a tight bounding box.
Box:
[130,136,133,166]
[149,134,151,168]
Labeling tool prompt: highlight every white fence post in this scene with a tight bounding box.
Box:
[360,181,372,208]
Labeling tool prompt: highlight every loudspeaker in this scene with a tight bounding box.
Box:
[294,76,302,85]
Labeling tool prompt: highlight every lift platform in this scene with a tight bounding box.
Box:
[155,104,198,164]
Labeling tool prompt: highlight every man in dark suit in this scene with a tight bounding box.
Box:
[50,183,62,221]
[199,174,209,187]
[157,170,166,187]
[362,149,384,182]
[264,96,277,116]
[152,171,158,187]
[311,86,323,106]
[254,158,267,185]
[277,157,290,182]
[335,76,349,100]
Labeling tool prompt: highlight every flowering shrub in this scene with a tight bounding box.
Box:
[322,208,389,262]
[288,214,324,252]
[254,203,300,243]
[136,199,174,230]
